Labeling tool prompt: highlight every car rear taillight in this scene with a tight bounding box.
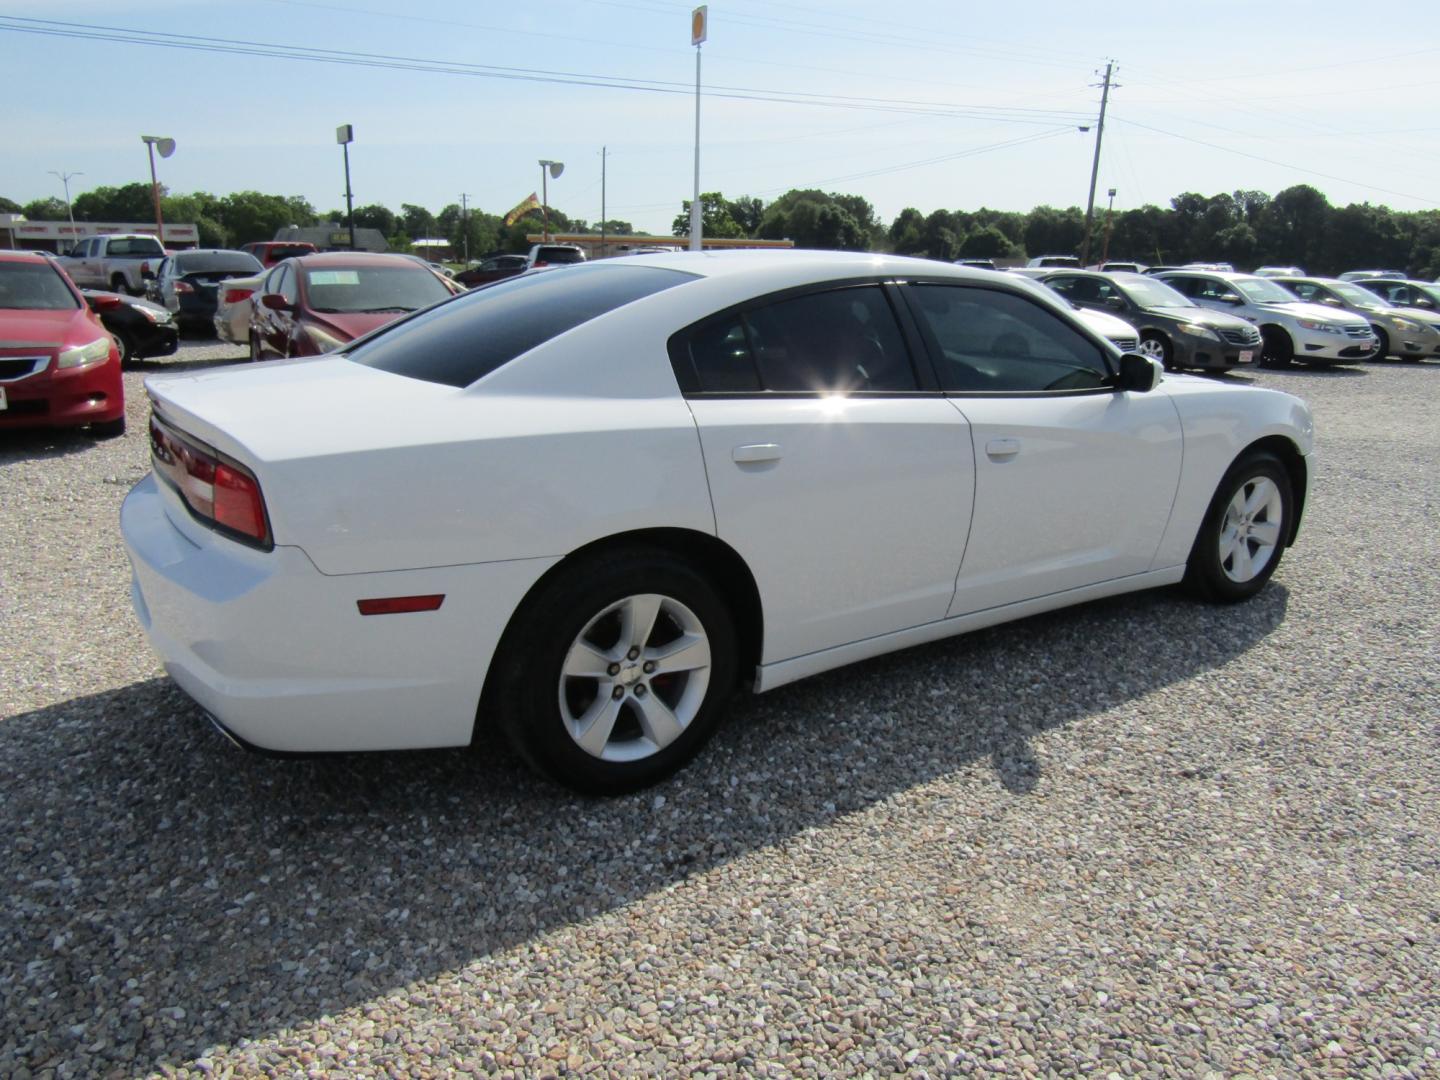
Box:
[149,413,272,549]
[222,287,254,304]
[533,260,548,267]
[175,281,195,294]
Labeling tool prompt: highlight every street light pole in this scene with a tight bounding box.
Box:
[689,6,707,253]
[1101,188,1117,264]
[336,124,356,251]
[139,136,175,243]
[48,170,83,232]
[538,160,564,242]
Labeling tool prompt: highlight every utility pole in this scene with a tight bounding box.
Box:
[1079,60,1115,267]
[460,192,472,264]
[337,124,356,250]
[600,146,607,258]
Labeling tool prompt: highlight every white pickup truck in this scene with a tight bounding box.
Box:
[56,234,168,295]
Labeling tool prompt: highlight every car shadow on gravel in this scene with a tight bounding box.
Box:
[0,427,114,462]
[0,583,1288,1074]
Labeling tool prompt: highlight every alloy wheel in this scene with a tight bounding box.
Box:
[557,593,712,762]
[1218,476,1284,583]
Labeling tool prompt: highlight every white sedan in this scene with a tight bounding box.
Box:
[121,251,1313,794]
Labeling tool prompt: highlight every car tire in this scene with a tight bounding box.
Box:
[1370,326,1390,361]
[1184,451,1292,604]
[1137,332,1173,370]
[112,332,134,367]
[90,415,127,439]
[1258,327,1293,369]
[492,547,738,796]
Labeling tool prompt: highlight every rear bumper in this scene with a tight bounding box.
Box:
[121,473,557,753]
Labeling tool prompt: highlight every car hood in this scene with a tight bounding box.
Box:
[1148,305,1252,329]
[306,310,408,342]
[1072,306,1134,338]
[0,307,99,349]
[1258,300,1367,326]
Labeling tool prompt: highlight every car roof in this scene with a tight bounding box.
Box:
[0,250,54,265]
[287,252,427,269]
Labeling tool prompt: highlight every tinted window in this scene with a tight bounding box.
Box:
[675,285,918,394]
[533,246,585,265]
[174,251,264,275]
[908,285,1110,393]
[0,261,79,310]
[106,237,166,257]
[350,263,695,388]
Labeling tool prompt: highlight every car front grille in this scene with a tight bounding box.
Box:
[0,356,49,382]
[1111,337,1138,352]
[1219,327,1261,346]
[1344,325,1372,338]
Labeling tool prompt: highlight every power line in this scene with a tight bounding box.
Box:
[1113,117,1437,207]
[0,16,1093,126]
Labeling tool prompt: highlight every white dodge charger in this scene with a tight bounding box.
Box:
[121,251,1313,793]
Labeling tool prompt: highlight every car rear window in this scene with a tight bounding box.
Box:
[175,252,264,274]
[107,238,166,257]
[534,246,585,264]
[348,264,696,387]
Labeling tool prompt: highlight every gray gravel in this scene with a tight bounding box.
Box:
[2,344,1437,1078]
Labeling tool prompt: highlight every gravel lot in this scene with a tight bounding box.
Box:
[2,341,1437,1078]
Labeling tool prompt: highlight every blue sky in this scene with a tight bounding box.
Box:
[3,0,1438,235]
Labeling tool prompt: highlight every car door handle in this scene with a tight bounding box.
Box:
[985,438,1021,459]
[733,443,782,464]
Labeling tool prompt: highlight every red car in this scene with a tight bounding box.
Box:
[0,251,125,438]
[240,241,319,268]
[248,252,457,360]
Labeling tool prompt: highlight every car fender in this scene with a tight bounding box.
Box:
[1149,379,1313,569]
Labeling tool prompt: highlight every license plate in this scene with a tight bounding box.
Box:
[0,386,7,410]
[1239,350,1254,364]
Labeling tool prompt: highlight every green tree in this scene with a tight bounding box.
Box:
[757,189,867,250]
[888,207,925,255]
[399,203,436,239]
[351,204,396,236]
[727,196,765,236]
[218,191,317,244]
[73,183,156,222]
[1255,184,1331,269]
[1023,205,1084,259]
[0,195,22,213]
[20,196,68,220]
[672,192,747,239]
[958,225,1018,260]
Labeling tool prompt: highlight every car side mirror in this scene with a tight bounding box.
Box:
[1116,352,1160,393]
[1219,293,1243,305]
[1103,296,1125,311]
[260,293,294,312]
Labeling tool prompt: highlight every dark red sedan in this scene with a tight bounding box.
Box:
[248,252,456,360]
[0,251,125,438]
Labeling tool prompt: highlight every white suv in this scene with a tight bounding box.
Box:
[1156,270,1377,367]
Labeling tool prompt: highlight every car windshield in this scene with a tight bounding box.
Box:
[175,252,263,274]
[1328,282,1385,307]
[0,261,79,310]
[1235,278,1298,304]
[303,265,452,313]
[1115,276,1193,308]
[106,237,165,257]
[349,263,696,387]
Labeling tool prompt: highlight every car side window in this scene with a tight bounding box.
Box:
[907,284,1111,394]
[1161,276,1197,297]
[1288,282,1318,301]
[1046,276,1077,297]
[677,285,918,394]
[1190,278,1230,301]
[276,264,297,303]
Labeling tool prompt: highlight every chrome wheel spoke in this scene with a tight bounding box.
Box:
[646,633,711,675]
[632,692,684,750]
[1228,539,1254,581]
[563,639,615,679]
[620,594,663,651]
[572,693,623,757]
[1249,519,1282,547]
[1244,479,1277,518]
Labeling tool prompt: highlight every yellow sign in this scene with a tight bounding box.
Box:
[691,5,707,45]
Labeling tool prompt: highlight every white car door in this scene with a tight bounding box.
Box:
[901,282,1183,615]
[676,283,976,664]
